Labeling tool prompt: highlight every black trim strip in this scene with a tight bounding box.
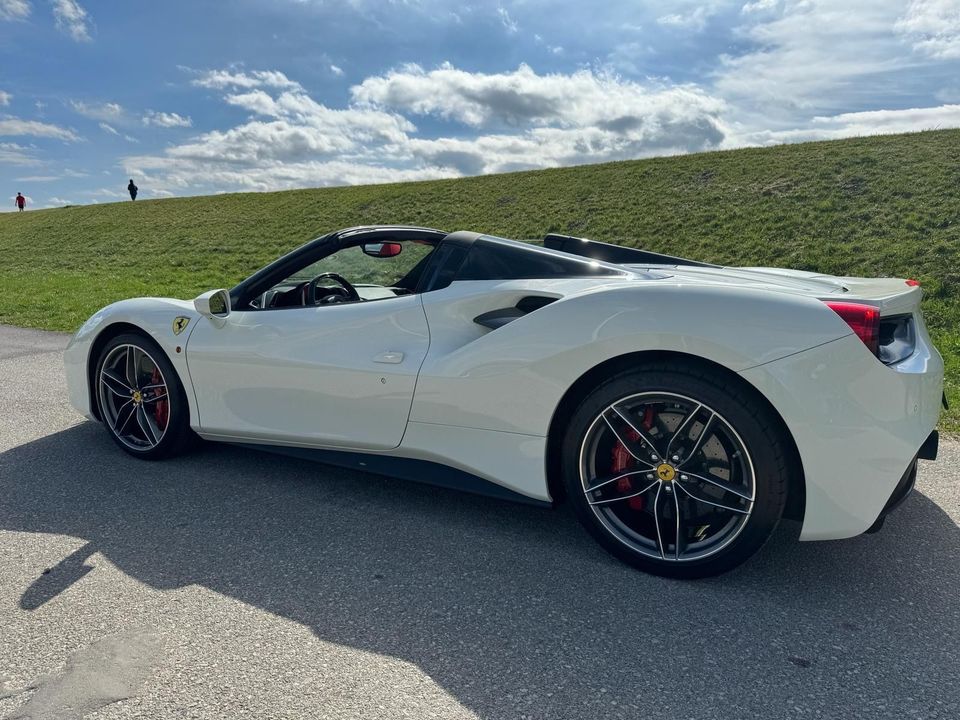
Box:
[474,296,558,330]
[544,233,719,268]
[918,430,939,461]
[234,443,552,507]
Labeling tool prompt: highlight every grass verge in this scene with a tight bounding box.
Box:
[1,129,956,429]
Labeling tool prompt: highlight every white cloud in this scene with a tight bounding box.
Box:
[732,104,960,145]
[70,100,124,121]
[52,0,91,42]
[0,90,11,106]
[497,6,518,33]
[125,64,729,195]
[807,103,960,136]
[224,90,279,116]
[896,0,960,59]
[657,6,715,31]
[142,110,193,128]
[330,64,344,77]
[0,0,30,21]
[742,0,778,12]
[46,196,74,207]
[16,174,59,181]
[0,141,41,165]
[117,57,960,199]
[404,120,722,176]
[351,63,727,138]
[0,117,80,141]
[715,1,909,116]
[99,122,118,135]
[189,68,303,91]
[166,98,414,163]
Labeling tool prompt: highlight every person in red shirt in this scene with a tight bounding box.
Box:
[15,192,25,211]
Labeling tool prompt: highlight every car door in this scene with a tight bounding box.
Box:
[184,295,429,450]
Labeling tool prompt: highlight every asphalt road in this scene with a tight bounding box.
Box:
[0,325,958,720]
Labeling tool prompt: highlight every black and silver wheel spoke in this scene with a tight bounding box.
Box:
[580,391,755,563]
[675,480,750,515]
[602,408,659,467]
[680,469,752,501]
[136,405,161,445]
[113,400,137,435]
[125,346,140,388]
[674,411,716,468]
[651,484,667,558]
[584,470,651,495]
[650,485,683,560]
[98,343,170,452]
[100,368,133,397]
[140,383,168,403]
[671,486,685,560]
[586,474,659,506]
[663,402,702,459]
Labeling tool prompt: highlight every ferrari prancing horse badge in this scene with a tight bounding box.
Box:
[172,316,190,335]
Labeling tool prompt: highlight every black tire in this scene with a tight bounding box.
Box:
[94,332,196,460]
[561,361,790,578]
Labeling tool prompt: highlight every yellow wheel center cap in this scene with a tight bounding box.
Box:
[656,463,676,482]
[132,390,143,404]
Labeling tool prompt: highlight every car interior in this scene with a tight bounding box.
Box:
[250,238,440,309]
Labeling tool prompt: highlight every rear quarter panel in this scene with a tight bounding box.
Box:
[412,280,854,435]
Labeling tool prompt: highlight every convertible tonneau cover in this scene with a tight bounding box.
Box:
[543,233,719,268]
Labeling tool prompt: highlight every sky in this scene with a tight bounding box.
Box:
[1,0,960,209]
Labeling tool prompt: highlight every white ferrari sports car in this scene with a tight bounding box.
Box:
[65,225,944,577]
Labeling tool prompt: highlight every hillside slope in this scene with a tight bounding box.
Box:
[1,129,957,428]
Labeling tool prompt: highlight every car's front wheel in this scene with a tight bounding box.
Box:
[94,332,195,460]
[561,361,790,578]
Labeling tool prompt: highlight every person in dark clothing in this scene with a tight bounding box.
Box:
[127,179,138,201]
[15,192,25,211]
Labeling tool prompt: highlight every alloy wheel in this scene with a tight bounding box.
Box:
[578,391,755,562]
[98,343,171,451]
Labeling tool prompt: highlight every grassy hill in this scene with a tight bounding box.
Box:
[1,129,957,429]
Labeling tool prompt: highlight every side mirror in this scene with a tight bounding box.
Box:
[361,241,402,258]
[194,289,231,325]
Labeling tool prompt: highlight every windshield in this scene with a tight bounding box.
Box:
[283,241,436,288]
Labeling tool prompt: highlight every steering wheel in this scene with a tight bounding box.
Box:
[304,272,361,305]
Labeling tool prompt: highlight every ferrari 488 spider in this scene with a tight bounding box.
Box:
[65,226,944,577]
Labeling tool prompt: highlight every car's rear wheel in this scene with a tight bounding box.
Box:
[95,332,195,460]
[561,362,790,578]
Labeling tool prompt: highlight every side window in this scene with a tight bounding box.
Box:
[456,239,623,281]
[285,241,435,288]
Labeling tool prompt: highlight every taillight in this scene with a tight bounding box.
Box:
[905,279,921,287]
[825,301,880,355]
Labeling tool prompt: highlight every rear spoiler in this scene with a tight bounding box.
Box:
[543,233,719,268]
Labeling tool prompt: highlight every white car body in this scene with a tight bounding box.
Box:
[65,227,944,543]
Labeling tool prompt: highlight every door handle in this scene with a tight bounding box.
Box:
[373,351,404,364]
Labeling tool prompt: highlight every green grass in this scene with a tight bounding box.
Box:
[1,129,957,429]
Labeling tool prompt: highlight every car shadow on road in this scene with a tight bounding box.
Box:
[2,423,958,719]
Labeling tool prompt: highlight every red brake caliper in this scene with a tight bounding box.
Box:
[150,368,169,430]
[610,407,656,510]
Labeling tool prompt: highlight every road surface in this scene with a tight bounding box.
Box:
[1,325,957,719]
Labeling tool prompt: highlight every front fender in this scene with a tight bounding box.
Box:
[64,298,203,425]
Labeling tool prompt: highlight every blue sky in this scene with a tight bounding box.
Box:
[2,0,959,209]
